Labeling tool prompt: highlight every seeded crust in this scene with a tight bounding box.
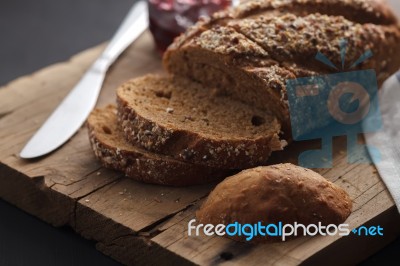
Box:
[232,0,397,24]
[164,0,400,132]
[117,75,287,169]
[196,163,353,243]
[87,105,231,186]
[169,0,398,51]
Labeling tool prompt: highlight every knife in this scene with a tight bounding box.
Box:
[20,0,149,159]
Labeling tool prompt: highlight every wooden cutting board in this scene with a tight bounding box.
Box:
[1,31,399,266]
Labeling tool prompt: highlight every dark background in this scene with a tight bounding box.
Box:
[0,0,399,265]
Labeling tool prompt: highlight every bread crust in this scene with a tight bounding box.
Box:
[87,105,231,186]
[196,163,353,242]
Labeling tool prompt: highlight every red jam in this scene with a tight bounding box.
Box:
[148,0,231,53]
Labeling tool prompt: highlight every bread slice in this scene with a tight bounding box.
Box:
[117,75,286,169]
[87,105,230,186]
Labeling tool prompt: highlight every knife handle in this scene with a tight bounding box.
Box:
[94,0,149,73]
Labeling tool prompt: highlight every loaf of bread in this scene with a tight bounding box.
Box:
[117,74,286,169]
[87,105,231,186]
[164,0,400,131]
[87,0,397,187]
[196,163,352,242]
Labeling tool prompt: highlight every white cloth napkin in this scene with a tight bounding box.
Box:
[364,72,400,212]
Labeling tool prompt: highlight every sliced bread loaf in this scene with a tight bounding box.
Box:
[117,75,286,169]
[164,0,400,132]
[87,105,230,186]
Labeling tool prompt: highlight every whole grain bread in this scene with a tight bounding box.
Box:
[196,163,352,242]
[87,105,231,186]
[117,74,287,169]
[164,0,400,132]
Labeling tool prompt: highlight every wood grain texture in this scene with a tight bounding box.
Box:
[0,31,399,266]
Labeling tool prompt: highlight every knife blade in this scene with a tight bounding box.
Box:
[20,0,149,159]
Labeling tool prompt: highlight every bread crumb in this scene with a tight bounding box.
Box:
[154,197,161,203]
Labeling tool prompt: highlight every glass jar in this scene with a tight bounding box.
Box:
[148,0,233,53]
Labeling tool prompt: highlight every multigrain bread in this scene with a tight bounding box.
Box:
[196,163,353,242]
[117,74,287,169]
[164,0,400,131]
[87,105,231,186]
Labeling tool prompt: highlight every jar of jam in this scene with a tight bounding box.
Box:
[148,0,233,53]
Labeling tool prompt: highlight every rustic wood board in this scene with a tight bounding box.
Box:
[1,31,400,266]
